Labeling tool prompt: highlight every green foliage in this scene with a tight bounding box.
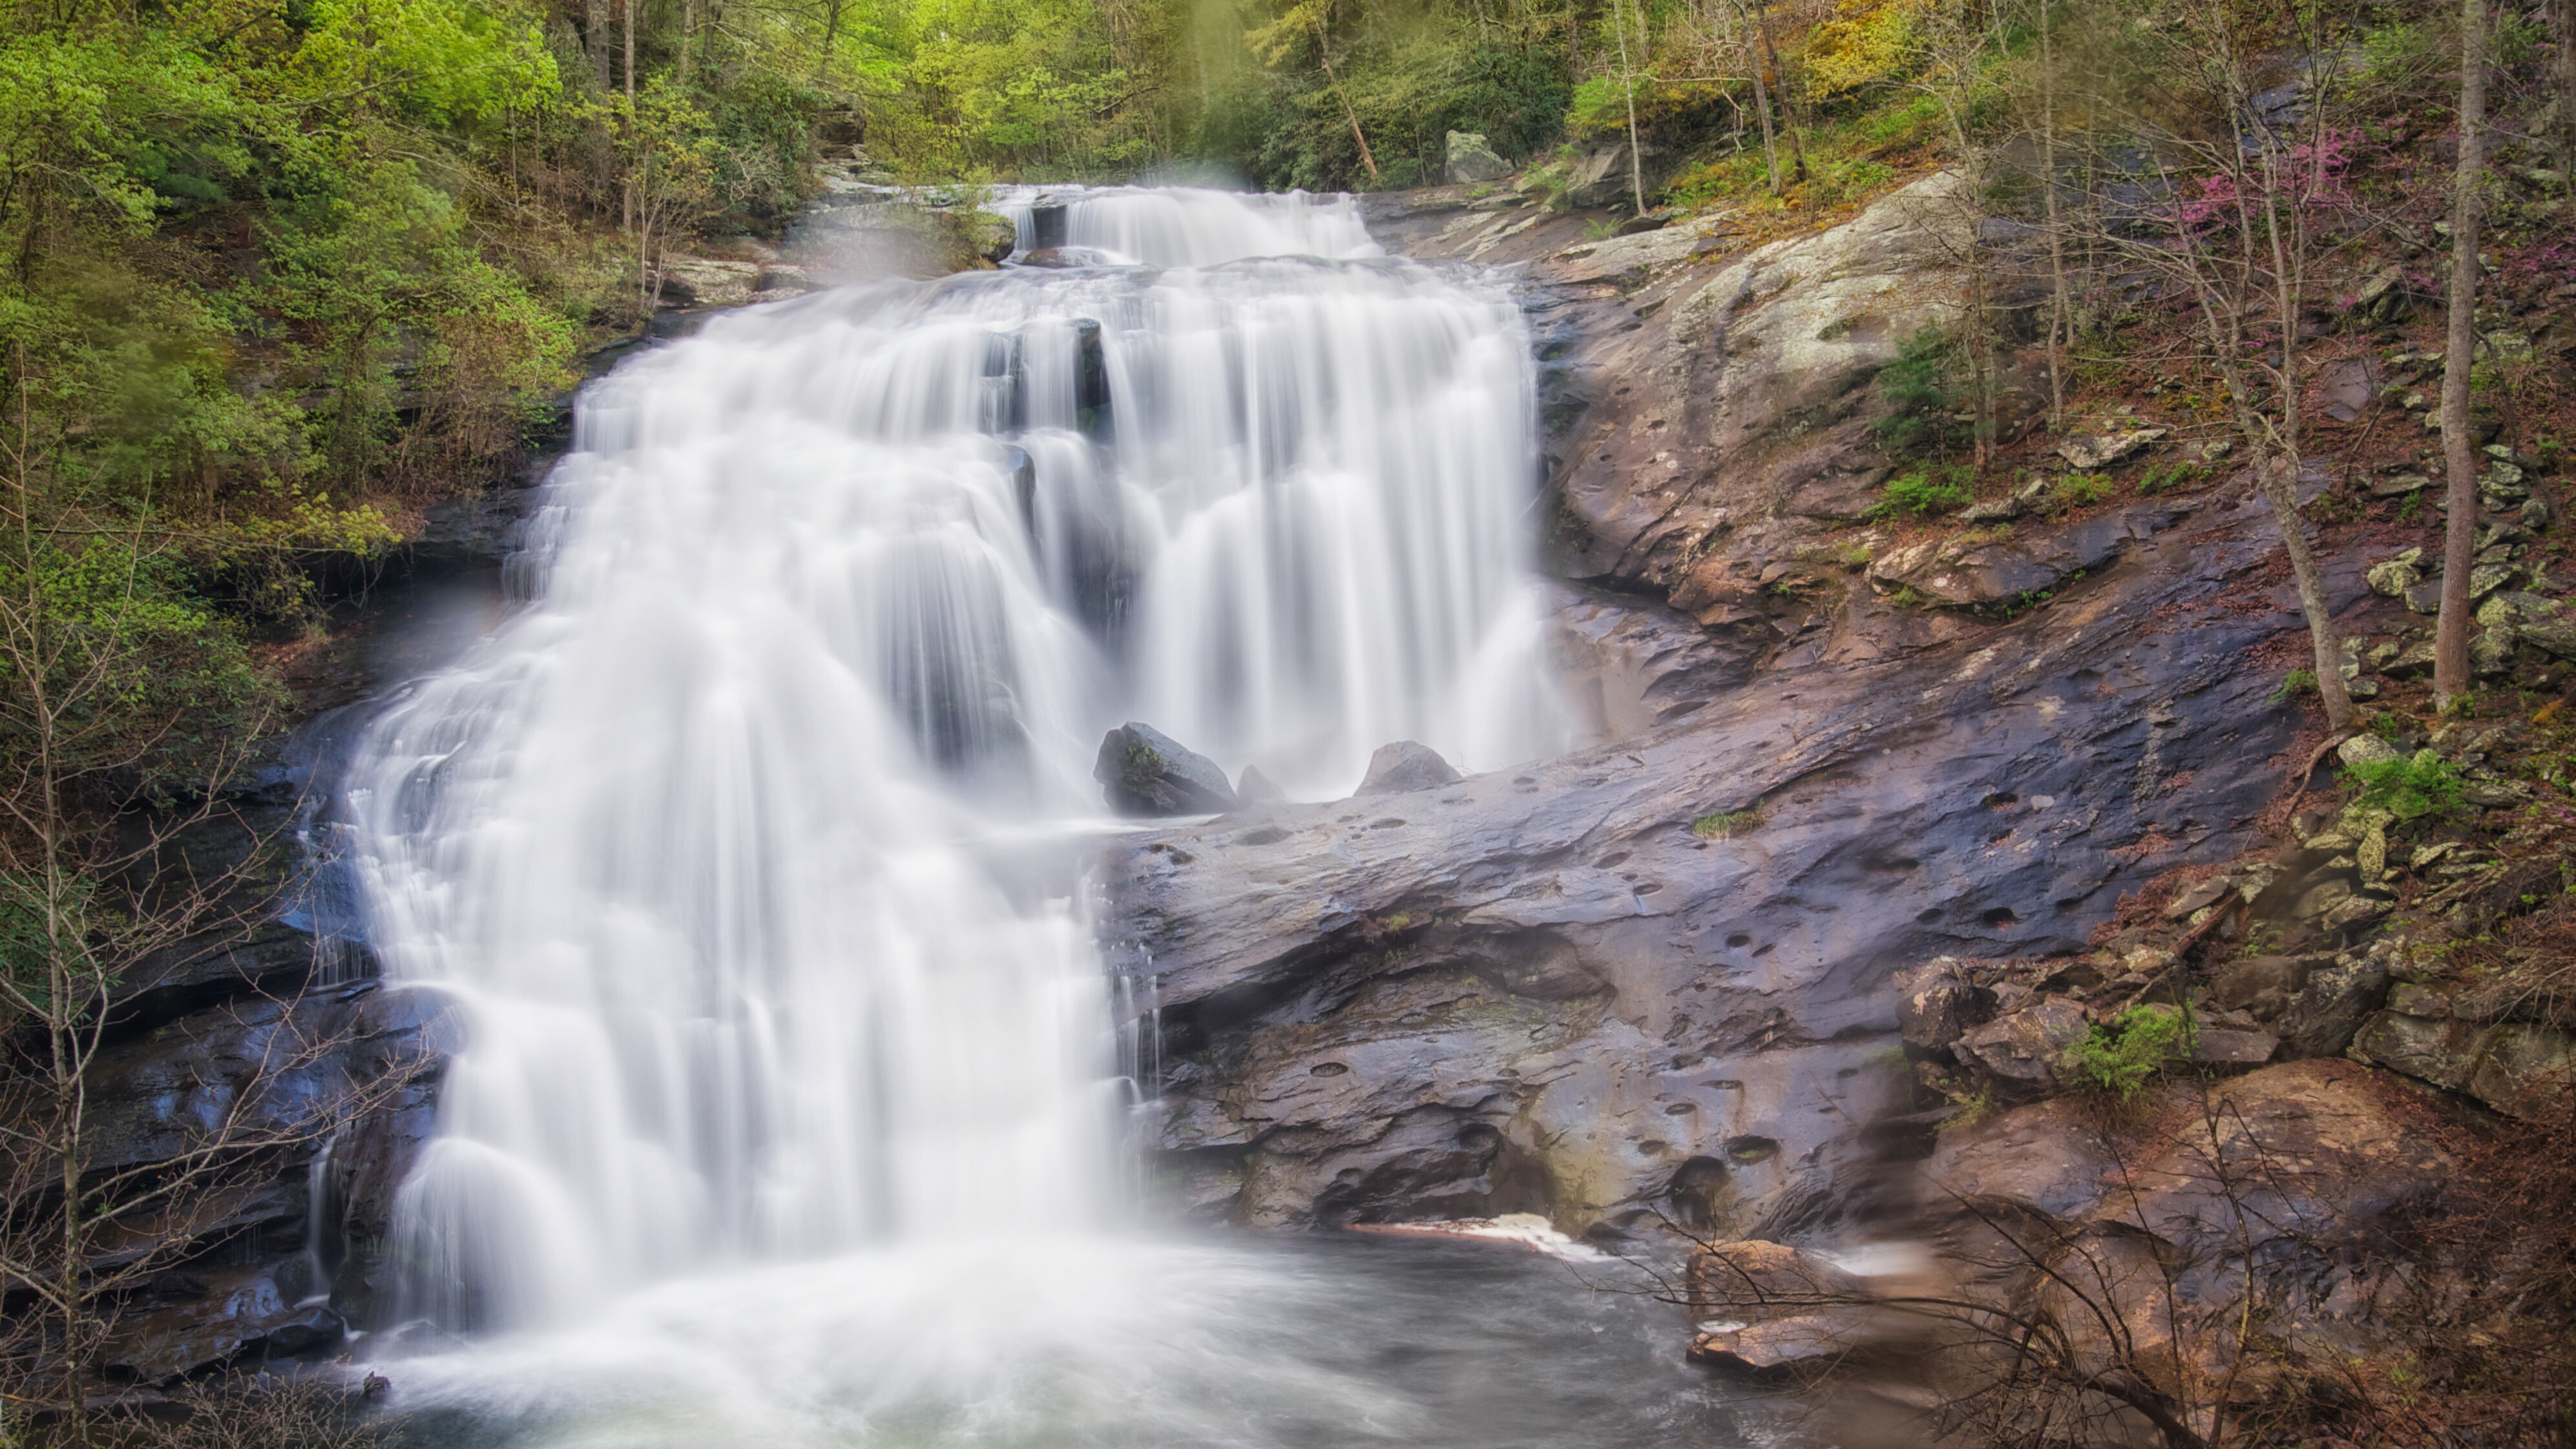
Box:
[2053,473,2112,510]
[0,530,287,802]
[2347,749,2467,822]
[2270,669,2319,705]
[1691,808,1762,839]
[1870,464,1972,519]
[2137,460,2202,495]
[1873,327,1963,456]
[2062,1003,2197,1098]
[1196,10,1575,193]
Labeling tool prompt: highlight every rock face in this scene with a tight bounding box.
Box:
[83,966,450,1382]
[1100,486,2315,1240]
[1553,174,1988,605]
[1909,1061,2453,1419]
[1096,722,1239,816]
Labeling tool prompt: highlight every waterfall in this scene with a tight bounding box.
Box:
[342,188,1564,1340]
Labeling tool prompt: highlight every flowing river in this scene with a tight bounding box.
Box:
[339,187,1774,1448]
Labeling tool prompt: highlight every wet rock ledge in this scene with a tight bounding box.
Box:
[1100,486,2335,1242]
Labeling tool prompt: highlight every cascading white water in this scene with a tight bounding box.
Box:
[994,184,1379,268]
[344,189,1566,1346]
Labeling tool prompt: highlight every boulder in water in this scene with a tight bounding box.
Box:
[1356,741,1461,796]
[1097,724,1238,816]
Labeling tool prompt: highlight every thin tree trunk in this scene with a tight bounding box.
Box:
[817,0,843,85]
[1313,22,1378,182]
[1613,0,1647,214]
[2434,0,2488,704]
[622,0,638,236]
[2557,0,2575,226]
[1750,5,1808,183]
[680,0,696,83]
[1733,1,1779,193]
[2039,0,2069,432]
[587,0,611,88]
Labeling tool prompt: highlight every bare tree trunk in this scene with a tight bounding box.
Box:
[1613,0,1647,214]
[1732,1,1779,193]
[1750,5,1808,183]
[2434,0,2489,705]
[817,0,844,85]
[2557,0,2575,226]
[680,0,696,84]
[1312,20,1377,183]
[586,0,611,88]
[622,0,638,237]
[2038,0,2069,432]
[2257,79,2354,734]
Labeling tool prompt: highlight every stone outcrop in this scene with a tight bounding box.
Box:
[1684,1240,1887,1375]
[1549,174,1987,596]
[1102,483,2324,1240]
[1897,1061,2454,1424]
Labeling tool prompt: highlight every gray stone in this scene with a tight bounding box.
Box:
[1095,722,1239,816]
[1356,740,1462,796]
[2193,1028,2280,1067]
[2055,427,2168,470]
[1564,140,1675,209]
[2338,735,2403,769]
[1445,130,1511,185]
[1896,959,1989,1054]
[656,256,763,308]
[2278,950,2390,1058]
[2352,1009,2576,1119]
[2503,594,2576,660]
[1237,764,1286,805]
[2366,548,2425,598]
[1957,997,2091,1087]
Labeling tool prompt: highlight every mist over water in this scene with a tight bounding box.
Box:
[337,189,1731,1446]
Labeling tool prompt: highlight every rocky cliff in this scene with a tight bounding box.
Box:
[1102,176,2345,1244]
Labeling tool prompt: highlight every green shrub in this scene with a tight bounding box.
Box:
[2270,669,2319,704]
[2137,461,2203,495]
[2346,749,2466,820]
[2062,1003,2197,1098]
[2053,472,2112,510]
[1872,327,1962,455]
[1691,809,1762,840]
[1869,466,1973,519]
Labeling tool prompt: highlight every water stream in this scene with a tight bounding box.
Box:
[340,188,1754,1447]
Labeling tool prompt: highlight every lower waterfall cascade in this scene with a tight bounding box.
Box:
[338,187,1752,1447]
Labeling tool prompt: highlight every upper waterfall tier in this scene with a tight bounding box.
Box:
[992,185,1379,267]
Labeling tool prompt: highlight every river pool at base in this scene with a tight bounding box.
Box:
[379,1233,1795,1449]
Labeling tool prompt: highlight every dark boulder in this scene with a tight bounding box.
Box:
[1356,741,1462,796]
[1095,723,1237,816]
